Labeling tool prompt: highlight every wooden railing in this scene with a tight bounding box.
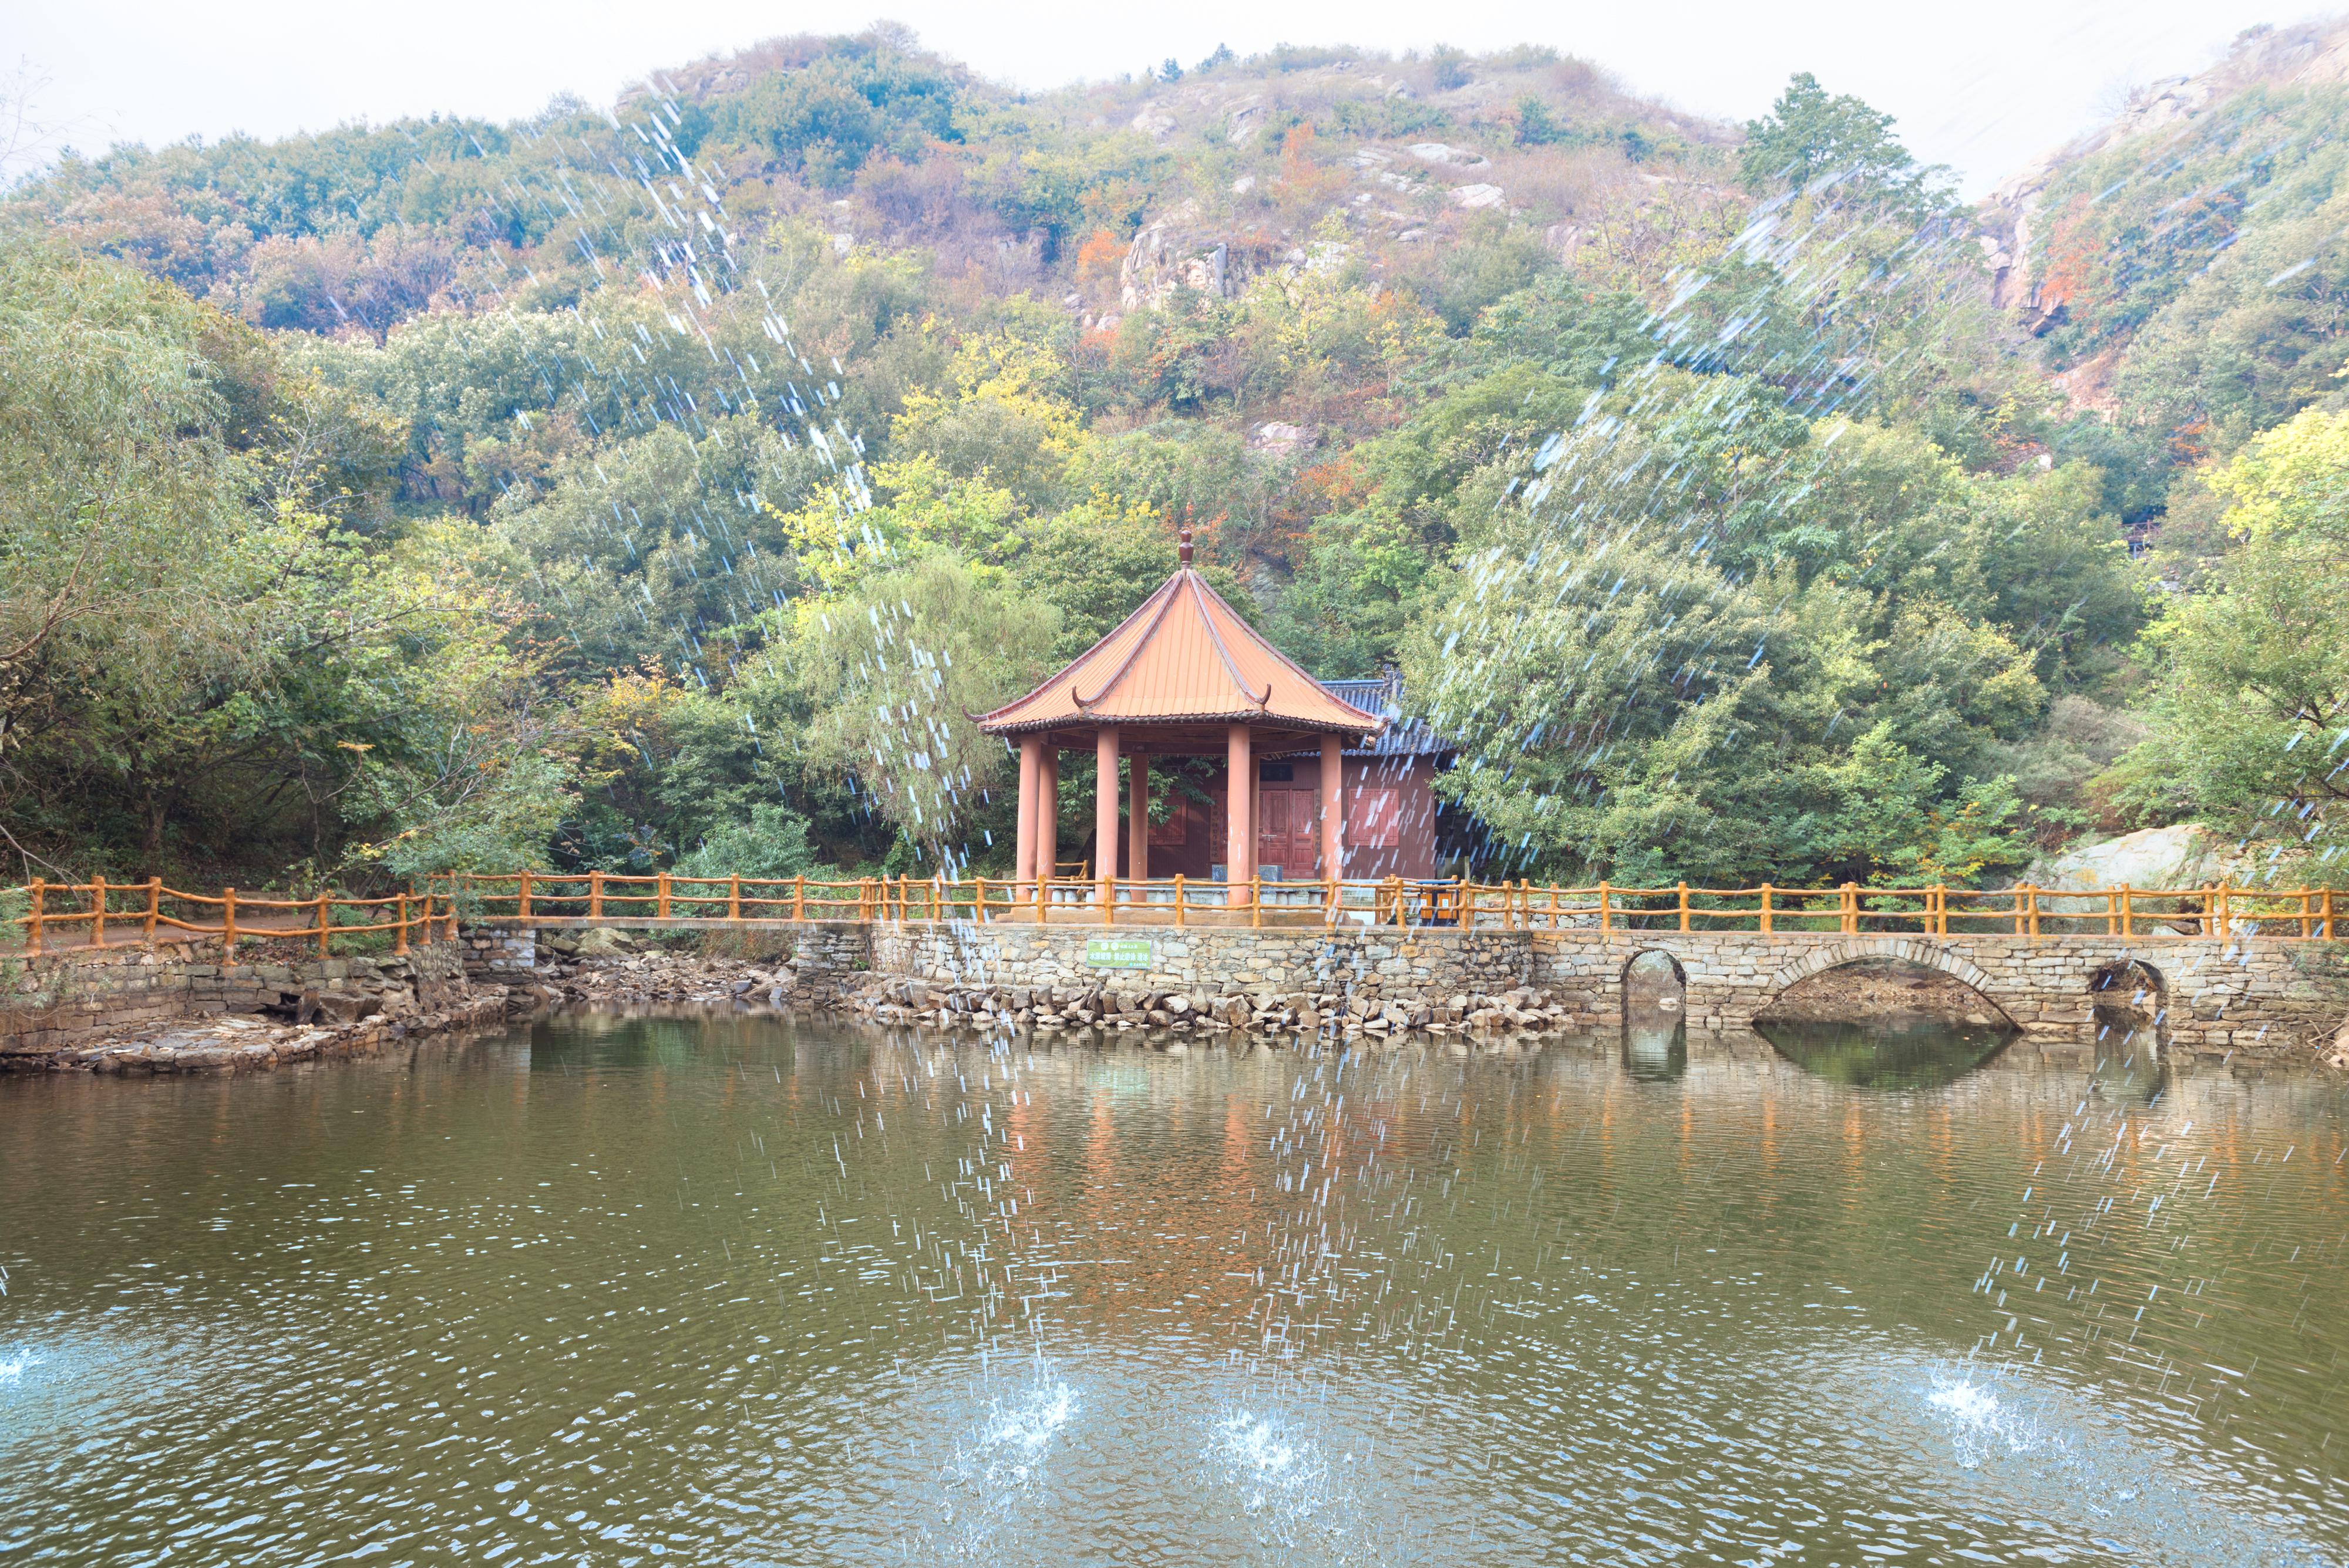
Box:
[425,873,2345,941]
[2,879,455,959]
[16,873,2328,954]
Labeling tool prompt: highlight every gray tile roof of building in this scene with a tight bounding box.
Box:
[1317,674,1451,758]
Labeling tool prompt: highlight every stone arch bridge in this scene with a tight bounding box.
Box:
[1527,930,2338,1047]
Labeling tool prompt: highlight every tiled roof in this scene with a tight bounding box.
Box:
[1319,674,1451,758]
[978,569,1385,737]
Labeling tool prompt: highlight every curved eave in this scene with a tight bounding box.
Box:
[983,711,1385,738]
[974,566,1386,737]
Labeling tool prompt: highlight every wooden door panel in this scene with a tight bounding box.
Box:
[1258,788,1317,876]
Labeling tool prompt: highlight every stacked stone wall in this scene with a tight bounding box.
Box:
[871,921,1527,1000]
[3,938,468,1060]
[469,918,873,997]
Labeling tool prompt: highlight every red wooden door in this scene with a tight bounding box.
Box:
[1257,788,1318,877]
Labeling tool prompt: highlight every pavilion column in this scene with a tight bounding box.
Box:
[1226,724,1254,907]
[1128,755,1150,881]
[1016,734,1043,893]
[1039,749,1060,901]
[1320,735,1345,884]
[1095,728,1120,897]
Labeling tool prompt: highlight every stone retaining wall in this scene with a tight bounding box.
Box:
[467,920,873,988]
[2,938,467,1059]
[871,921,1526,999]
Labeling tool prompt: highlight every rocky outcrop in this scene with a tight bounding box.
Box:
[1248,420,1320,456]
[1981,19,2349,332]
[1118,203,1299,311]
[1405,142,1491,169]
[2019,825,2252,905]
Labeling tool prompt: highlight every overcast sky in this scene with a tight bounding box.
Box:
[8,1,2336,196]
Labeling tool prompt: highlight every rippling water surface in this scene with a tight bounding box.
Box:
[3,1014,2346,1564]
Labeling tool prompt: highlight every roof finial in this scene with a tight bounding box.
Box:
[1177,519,1193,567]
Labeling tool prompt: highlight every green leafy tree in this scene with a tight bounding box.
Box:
[2115,409,2349,867]
[1739,72,1939,206]
[766,552,1058,866]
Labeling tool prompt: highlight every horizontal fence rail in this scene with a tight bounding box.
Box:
[420,873,2345,941]
[2,879,455,959]
[15,875,2335,957]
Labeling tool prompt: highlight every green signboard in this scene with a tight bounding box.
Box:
[1085,937,1154,970]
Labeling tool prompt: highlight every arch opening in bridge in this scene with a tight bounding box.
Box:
[2089,958,2166,1052]
[1621,949,1688,1082]
[1621,949,1686,1022]
[1756,949,2017,1032]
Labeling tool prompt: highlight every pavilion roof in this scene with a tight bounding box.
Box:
[977,568,1384,739]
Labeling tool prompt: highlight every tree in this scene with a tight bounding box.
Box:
[2116,409,2349,866]
[768,552,1058,867]
[1739,72,1933,203]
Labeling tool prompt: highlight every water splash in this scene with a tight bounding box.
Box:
[1925,1371,2061,1470]
[977,1377,1075,1483]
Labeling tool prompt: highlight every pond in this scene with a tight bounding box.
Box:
[2,1012,2345,1565]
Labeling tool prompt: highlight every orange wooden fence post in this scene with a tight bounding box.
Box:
[90,874,106,949]
[1758,884,1773,936]
[1105,875,1118,926]
[221,888,237,962]
[657,872,671,920]
[2120,884,2133,940]
[729,874,742,923]
[1597,881,1611,934]
[25,879,42,956]
[1839,881,1855,936]
[145,876,160,944]
[1933,885,1947,937]
[318,891,332,958]
[2026,884,2041,940]
[793,875,806,922]
[589,870,604,920]
[396,894,410,955]
[517,870,532,922]
[1174,874,1186,927]
[1677,881,1690,933]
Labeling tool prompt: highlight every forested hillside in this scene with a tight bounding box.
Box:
[2,25,2342,893]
